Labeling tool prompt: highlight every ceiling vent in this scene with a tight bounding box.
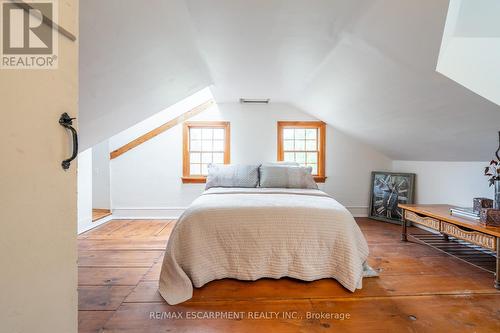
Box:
[239,98,270,104]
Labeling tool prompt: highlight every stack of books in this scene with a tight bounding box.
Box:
[450,207,480,220]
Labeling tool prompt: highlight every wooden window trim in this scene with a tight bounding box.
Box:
[182,121,230,183]
[277,121,326,183]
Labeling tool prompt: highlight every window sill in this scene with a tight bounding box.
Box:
[181,176,207,184]
[314,176,327,183]
[182,176,326,184]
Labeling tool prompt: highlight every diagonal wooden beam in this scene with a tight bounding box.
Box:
[13,0,77,41]
[110,100,215,160]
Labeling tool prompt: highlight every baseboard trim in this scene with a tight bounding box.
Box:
[78,214,113,234]
[112,207,187,219]
[347,206,368,217]
[112,206,368,219]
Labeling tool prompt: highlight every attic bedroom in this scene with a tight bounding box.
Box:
[1,1,500,332]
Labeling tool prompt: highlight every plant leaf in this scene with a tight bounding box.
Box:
[491,160,499,166]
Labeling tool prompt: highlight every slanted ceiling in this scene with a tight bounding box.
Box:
[80,0,500,160]
[79,0,212,150]
[437,0,500,107]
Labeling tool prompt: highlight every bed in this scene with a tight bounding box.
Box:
[158,187,370,305]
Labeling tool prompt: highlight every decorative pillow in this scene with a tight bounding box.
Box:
[205,164,260,189]
[259,165,318,189]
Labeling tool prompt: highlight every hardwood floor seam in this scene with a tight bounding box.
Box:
[78,218,500,333]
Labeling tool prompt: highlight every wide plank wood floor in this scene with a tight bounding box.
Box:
[92,209,112,222]
[78,218,500,333]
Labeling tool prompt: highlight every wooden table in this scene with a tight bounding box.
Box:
[399,204,500,289]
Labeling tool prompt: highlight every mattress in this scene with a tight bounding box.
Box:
[158,187,370,305]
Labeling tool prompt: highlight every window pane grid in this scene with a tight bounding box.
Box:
[282,127,319,175]
[189,127,226,176]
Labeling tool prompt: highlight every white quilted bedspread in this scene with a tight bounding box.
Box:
[158,188,369,305]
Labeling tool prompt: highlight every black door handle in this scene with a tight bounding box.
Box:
[59,113,78,170]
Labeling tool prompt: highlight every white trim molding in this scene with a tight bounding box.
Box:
[112,207,187,219]
[346,206,368,217]
[78,214,114,234]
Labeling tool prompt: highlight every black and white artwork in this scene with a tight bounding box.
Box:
[369,172,415,224]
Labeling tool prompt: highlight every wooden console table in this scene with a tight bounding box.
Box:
[399,204,500,289]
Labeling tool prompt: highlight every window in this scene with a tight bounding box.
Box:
[277,121,326,183]
[182,121,230,183]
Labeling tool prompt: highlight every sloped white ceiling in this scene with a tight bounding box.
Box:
[186,0,500,160]
[79,0,212,150]
[437,0,500,107]
[80,0,500,160]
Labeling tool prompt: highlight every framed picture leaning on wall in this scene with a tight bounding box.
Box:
[369,171,416,224]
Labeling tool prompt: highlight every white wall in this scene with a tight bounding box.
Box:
[92,140,111,209]
[78,149,94,234]
[392,161,494,207]
[110,102,391,218]
[107,101,496,216]
[79,148,113,234]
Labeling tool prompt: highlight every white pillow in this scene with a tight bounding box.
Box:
[205,164,260,189]
[259,165,318,189]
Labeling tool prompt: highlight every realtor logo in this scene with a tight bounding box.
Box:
[1,0,58,69]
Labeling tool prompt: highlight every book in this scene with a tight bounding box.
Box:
[450,210,479,218]
[451,211,480,220]
[450,207,479,215]
[450,207,480,220]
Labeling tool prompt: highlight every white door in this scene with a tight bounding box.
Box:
[0,1,79,332]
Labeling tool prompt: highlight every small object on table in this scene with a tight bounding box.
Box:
[473,198,493,213]
[480,208,500,227]
[450,207,480,220]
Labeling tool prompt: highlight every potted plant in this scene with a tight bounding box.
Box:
[484,132,500,209]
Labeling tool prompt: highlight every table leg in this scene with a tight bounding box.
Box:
[401,212,407,242]
[495,237,499,290]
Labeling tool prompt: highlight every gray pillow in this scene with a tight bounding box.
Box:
[259,165,318,189]
[205,164,260,189]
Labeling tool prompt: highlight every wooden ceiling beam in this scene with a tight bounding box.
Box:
[110,100,215,159]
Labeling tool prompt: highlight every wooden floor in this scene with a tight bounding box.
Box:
[78,218,500,333]
[92,209,112,222]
